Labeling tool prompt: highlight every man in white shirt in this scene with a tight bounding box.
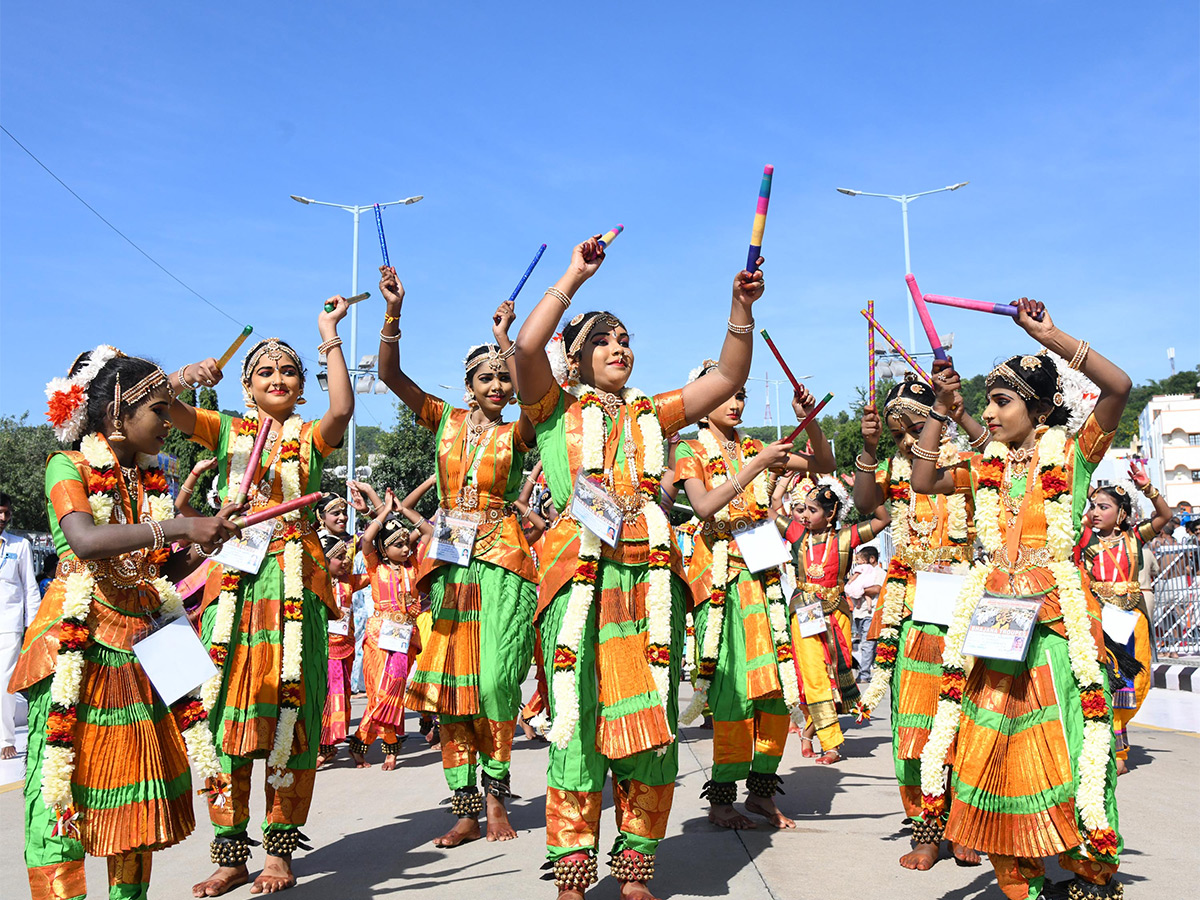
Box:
[0,493,43,758]
[845,546,885,683]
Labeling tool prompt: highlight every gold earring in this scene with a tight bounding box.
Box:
[507,396,517,406]
[109,374,126,442]
[1037,414,1048,424]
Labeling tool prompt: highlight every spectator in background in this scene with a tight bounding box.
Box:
[0,491,43,759]
[37,554,58,597]
[845,546,885,682]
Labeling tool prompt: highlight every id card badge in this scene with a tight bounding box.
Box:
[378,620,413,653]
[133,615,219,706]
[912,571,967,626]
[430,510,477,566]
[328,614,350,636]
[793,599,827,637]
[212,521,273,575]
[960,594,1043,662]
[1101,605,1139,645]
[570,474,623,548]
[734,521,791,573]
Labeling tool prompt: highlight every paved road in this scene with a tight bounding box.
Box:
[2,684,1196,899]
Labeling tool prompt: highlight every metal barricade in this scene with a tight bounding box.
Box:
[1149,544,1200,658]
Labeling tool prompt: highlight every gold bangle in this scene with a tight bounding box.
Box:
[179,486,193,497]
[498,343,517,360]
[383,314,400,324]
[729,471,745,494]
[379,329,401,344]
[545,286,572,308]
[969,430,991,449]
[1069,340,1090,370]
[727,318,755,335]
[911,443,940,462]
[317,337,343,355]
[854,454,876,473]
[1143,485,1160,500]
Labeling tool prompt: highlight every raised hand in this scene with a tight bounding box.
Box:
[320,296,349,332]
[733,257,766,307]
[792,384,816,417]
[1128,460,1150,489]
[757,438,794,472]
[493,300,516,335]
[379,265,405,308]
[931,361,962,415]
[348,482,369,514]
[860,406,882,450]
[569,236,606,283]
[1013,297,1054,342]
[183,358,224,389]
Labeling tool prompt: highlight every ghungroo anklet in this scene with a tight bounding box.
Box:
[381,739,402,756]
[348,735,369,756]
[261,828,310,859]
[448,787,485,818]
[609,849,656,883]
[700,779,737,805]
[910,817,945,845]
[318,743,337,759]
[482,772,513,799]
[1067,879,1123,900]
[551,851,597,891]
[746,771,786,798]
[210,832,255,867]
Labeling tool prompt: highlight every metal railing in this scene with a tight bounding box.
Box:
[1149,544,1200,658]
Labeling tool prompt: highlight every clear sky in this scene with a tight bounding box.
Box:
[2,3,1197,436]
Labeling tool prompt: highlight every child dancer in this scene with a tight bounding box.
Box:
[317,535,369,767]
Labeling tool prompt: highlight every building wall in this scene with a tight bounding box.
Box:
[1139,394,1200,509]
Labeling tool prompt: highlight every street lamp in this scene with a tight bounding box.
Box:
[836,182,968,350]
[293,192,424,530]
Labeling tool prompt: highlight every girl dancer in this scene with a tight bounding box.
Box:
[852,373,984,869]
[512,236,764,899]
[910,299,1131,900]
[19,348,238,899]
[316,534,368,768]
[674,364,834,830]
[175,298,353,897]
[1082,462,1170,774]
[377,278,538,847]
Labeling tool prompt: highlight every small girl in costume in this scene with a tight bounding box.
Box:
[316,533,369,768]
[18,348,238,900]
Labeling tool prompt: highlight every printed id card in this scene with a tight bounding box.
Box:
[133,615,219,706]
[570,474,624,547]
[328,614,350,636]
[378,619,413,654]
[212,521,273,575]
[912,571,966,626]
[734,521,791,573]
[430,510,478,566]
[960,594,1043,662]
[792,599,827,637]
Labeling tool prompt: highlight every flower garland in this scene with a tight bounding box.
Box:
[916,426,1118,859]
[42,435,221,836]
[547,386,673,750]
[855,450,968,719]
[203,412,305,790]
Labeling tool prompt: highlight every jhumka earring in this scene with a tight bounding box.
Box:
[109,373,127,442]
[242,384,257,408]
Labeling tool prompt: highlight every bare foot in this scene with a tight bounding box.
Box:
[899,842,939,870]
[433,817,481,848]
[744,795,796,829]
[192,865,250,897]
[708,802,756,829]
[814,748,842,765]
[952,841,981,866]
[350,750,370,769]
[381,754,397,772]
[798,736,814,758]
[1,745,16,759]
[1116,758,1130,776]
[619,881,661,900]
[250,855,295,893]
[485,794,518,841]
[556,892,585,900]
[518,715,537,741]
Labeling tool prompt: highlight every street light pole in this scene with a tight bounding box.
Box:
[836,182,968,351]
[291,193,423,531]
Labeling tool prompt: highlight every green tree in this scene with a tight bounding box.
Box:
[356,405,439,518]
[163,387,221,514]
[0,414,63,531]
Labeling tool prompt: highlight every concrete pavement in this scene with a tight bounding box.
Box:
[2,683,1197,899]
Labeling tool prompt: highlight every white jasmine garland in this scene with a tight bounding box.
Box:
[80,433,111,468]
[281,621,304,682]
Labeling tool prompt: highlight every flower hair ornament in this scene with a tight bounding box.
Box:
[687,358,720,385]
[809,476,849,530]
[45,345,124,443]
[1089,478,1143,521]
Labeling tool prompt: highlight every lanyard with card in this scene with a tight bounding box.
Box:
[792,598,827,637]
[430,510,478,566]
[328,614,350,635]
[960,594,1043,662]
[570,404,641,548]
[1101,605,1139,645]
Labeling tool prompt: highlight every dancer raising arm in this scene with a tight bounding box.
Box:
[170,298,353,897]
[20,349,239,900]
[377,274,539,848]
[512,235,764,900]
[673,364,834,831]
[909,299,1131,900]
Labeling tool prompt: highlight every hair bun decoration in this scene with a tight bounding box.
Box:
[687,358,720,385]
[44,344,124,443]
[547,333,569,386]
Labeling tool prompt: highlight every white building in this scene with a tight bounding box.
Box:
[1138,393,1200,510]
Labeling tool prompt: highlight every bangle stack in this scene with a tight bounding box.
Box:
[727,318,755,335]
[379,328,401,344]
[969,430,991,449]
[178,369,196,392]
[854,454,876,473]
[729,471,746,494]
[1142,484,1160,501]
[147,519,166,552]
[1069,340,1091,370]
[545,286,572,309]
[179,486,194,498]
[317,337,343,355]
[911,443,940,462]
[498,343,517,360]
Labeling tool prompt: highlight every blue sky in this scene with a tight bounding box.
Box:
[2,3,1197,437]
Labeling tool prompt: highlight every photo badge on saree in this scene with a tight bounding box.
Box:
[133,615,219,706]
[792,599,827,637]
[429,509,477,566]
[571,473,623,547]
[378,620,413,653]
[212,521,273,575]
[960,594,1043,662]
[328,613,350,636]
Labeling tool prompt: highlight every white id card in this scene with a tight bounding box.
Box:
[734,521,791,573]
[961,594,1042,662]
[570,474,623,547]
[792,600,827,637]
[133,616,219,706]
[1101,605,1139,645]
[212,521,273,575]
[430,510,478,566]
[912,571,966,627]
[378,620,413,653]
[328,615,349,636]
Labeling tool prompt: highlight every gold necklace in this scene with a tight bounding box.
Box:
[465,415,501,448]
[712,429,747,510]
[805,531,835,579]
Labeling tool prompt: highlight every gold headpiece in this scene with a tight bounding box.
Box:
[464,343,505,374]
[884,396,932,426]
[120,364,170,408]
[242,338,304,383]
[567,312,624,358]
[985,362,1038,401]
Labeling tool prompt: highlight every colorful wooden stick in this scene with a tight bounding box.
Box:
[323,292,370,313]
[233,492,323,529]
[216,325,254,370]
[867,299,876,407]
[923,293,1019,318]
[860,309,932,385]
[508,244,546,304]
[746,164,773,274]
[758,328,804,394]
[787,392,833,445]
[234,420,272,506]
[598,225,623,249]
[374,204,390,268]
[905,274,948,362]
